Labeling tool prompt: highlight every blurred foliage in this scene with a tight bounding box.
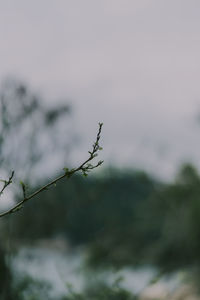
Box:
[7,163,200,274]
[0,77,71,298]
[62,280,137,300]
[10,169,155,245]
[11,275,53,300]
[0,266,137,300]
[141,163,200,271]
[0,246,51,300]
[0,77,71,179]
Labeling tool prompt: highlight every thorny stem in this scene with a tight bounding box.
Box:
[0,123,103,218]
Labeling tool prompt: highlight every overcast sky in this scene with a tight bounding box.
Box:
[1,0,200,180]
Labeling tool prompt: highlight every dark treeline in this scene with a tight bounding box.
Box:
[5,163,200,273]
[9,168,155,245]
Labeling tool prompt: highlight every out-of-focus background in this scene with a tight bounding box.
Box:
[1,1,200,299]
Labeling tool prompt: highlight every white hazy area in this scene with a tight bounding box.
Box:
[1,0,200,180]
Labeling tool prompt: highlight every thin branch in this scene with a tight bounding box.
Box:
[0,171,14,197]
[0,123,103,218]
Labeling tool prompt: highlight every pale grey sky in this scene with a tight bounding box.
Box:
[1,0,200,179]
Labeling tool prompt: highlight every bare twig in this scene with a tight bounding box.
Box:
[0,171,14,197]
[0,123,103,218]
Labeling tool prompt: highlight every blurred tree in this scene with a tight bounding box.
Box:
[9,169,155,258]
[0,77,104,298]
[0,77,71,297]
[0,77,71,181]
